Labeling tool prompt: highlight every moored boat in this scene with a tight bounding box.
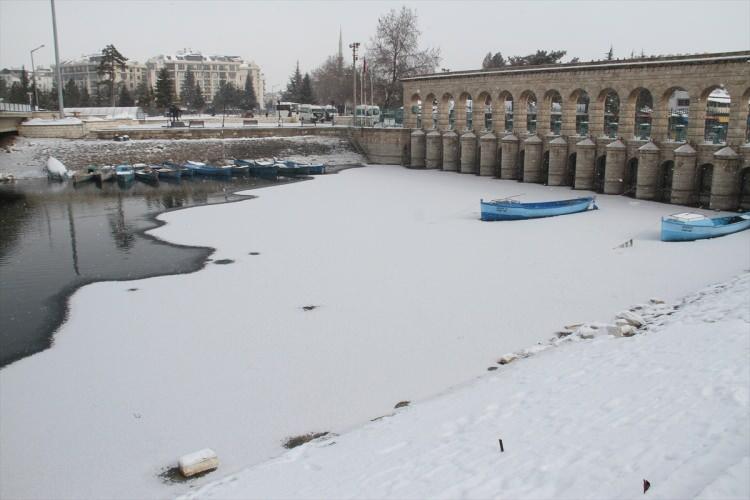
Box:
[277,159,326,175]
[660,212,750,242]
[98,165,115,182]
[46,157,70,181]
[234,159,278,180]
[134,165,159,184]
[115,164,135,183]
[71,166,97,184]
[184,160,232,177]
[162,161,194,178]
[480,196,597,221]
[150,165,181,180]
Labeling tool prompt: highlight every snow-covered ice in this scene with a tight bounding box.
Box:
[0,165,748,499]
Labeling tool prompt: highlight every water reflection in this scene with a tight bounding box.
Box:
[0,174,289,368]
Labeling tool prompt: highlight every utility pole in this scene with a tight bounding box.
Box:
[30,45,45,110]
[50,0,65,117]
[349,42,359,126]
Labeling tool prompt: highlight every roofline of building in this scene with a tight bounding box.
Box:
[402,50,750,82]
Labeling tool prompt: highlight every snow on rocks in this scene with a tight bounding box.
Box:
[178,449,219,478]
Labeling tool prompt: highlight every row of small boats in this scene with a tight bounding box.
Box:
[479,196,750,242]
[49,158,328,185]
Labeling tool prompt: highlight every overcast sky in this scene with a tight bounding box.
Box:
[1,0,748,92]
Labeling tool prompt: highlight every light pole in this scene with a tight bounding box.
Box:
[50,0,65,117]
[349,42,359,126]
[30,44,45,110]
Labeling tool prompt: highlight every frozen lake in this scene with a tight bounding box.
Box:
[1,165,748,499]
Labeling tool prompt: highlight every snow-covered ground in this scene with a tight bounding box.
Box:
[1,165,748,499]
[183,272,750,499]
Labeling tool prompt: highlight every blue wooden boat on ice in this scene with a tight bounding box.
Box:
[480,196,597,221]
[660,212,750,241]
[184,160,232,178]
[234,159,278,180]
[115,164,135,183]
[276,159,326,175]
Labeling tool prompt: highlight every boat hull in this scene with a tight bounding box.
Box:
[480,197,597,221]
[184,162,232,177]
[661,215,750,241]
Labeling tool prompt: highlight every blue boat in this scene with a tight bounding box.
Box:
[184,160,232,178]
[115,164,135,183]
[660,212,750,242]
[277,159,326,175]
[149,164,182,181]
[162,161,194,178]
[480,196,597,221]
[235,159,278,180]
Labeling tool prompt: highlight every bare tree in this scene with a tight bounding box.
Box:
[366,7,440,109]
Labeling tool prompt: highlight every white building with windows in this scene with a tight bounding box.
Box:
[146,49,264,106]
[0,67,54,91]
[58,54,147,94]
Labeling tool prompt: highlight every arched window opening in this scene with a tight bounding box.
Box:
[697,164,713,207]
[429,97,438,129]
[504,96,514,132]
[667,90,689,142]
[567,153,577,187]
[635,89,653,140]
[576,92,590,135]
[604,92,620,138]
[483,96,493,131]
[526,95,537,134]
[704,88,730,144]
[448,98,455,130]
[594,156,606,193]
[658,161,674,202]
[410,95,422,129]
[624,158,638,197]
[550,93,562,135]
[466,97,473,131]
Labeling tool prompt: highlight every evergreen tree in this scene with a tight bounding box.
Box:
[154,68,175,110]
[134,80,154,109]
[79,84,91,106]
[97,44,127,106]
[299,73,315,104]
[180,67,197,109]
[212,82,242,110]
[282,62,303,102]
[19,69,30,95]
[8,82,26,104]
[118,85,134,106]
[48,81,59,110]
[606,45,614,61]
[0,78,7,100]
[64,79,80,107]
[193,83,206,110]
[240,74,258,110]
[482,52,506,69]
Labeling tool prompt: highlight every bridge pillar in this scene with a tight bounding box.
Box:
[650,100,668,143]
[727,85,747,146]
[479,132,498,176]
[425,130,443,169]
[575,138,597,190]
[536,100,551,137]
[710,147,741,210]
[500,134,520,179]
[442,130,459,171]
[636,142,660,199]
[410,129,426,168]
[522,135,543,183]
[619,98,636,140]
[671,143,698,205]
[604,139,627,194]
[547,137,568,186]
[460,131,477,174]
[686,98,706,145]
[589,98,604,138]
[561,99,577,139]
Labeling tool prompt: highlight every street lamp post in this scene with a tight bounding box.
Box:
[30,44,45,110]
[50,0,65,117]
[349,42,359,126]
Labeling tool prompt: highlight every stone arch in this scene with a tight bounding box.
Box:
[425,93,438,129]
[456,91,473,131]
[567,152,577,187]
[657,160,674,202]
[594,155,606,193]
[739,166,750,210]
[520,90,537,134]
[628,87,654,140]
[498,91,514,133]
[569,89,590,136]
[476,91,493,131]
[661,87,689,142]
[597,88,620,138]
[624,157,638,197]
[408,93,422,129]
[701,86,731,144]
[545,89,563,135]
[541,150,550,185]
[440,93,455,131]
[696,163,713,207]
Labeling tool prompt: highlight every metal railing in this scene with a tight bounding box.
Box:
[0,102,33,112]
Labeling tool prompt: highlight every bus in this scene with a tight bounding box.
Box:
[355,105,380,126]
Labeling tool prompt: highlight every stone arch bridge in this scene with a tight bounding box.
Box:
[401,51,750,210]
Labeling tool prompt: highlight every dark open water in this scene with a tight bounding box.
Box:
[0,174,292,368]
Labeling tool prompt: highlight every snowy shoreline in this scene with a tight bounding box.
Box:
[1,165,748,499]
